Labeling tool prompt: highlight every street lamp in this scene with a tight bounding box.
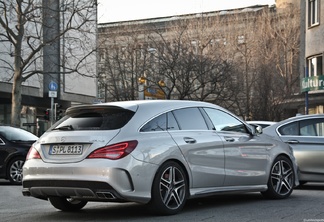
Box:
[138,77,146,100]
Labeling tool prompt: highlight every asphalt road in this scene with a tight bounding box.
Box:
[1,179,324,222]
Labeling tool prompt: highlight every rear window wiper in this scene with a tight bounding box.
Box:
[53,125,74,131]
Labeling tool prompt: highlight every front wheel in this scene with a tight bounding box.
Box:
[49,197,87,211]
[261,156,295,199]
[149,161,188,215]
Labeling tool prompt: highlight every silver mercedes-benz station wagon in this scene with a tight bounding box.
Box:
[22,100,299,215]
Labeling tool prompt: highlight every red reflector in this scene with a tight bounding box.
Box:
[87,140,138,160]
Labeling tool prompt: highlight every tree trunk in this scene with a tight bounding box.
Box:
[11,23,23,127]
[11,70,23,127]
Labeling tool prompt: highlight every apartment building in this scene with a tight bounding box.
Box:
[301,0,324,114]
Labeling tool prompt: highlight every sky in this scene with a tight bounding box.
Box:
[98,0,276,23]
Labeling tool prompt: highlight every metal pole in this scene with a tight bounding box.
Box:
[50,97,54,126]
[305,67,309,115]
[138,84,144,100]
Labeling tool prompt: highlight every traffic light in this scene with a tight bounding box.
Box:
[44,109,50,120]
[55,103,64,120]
[56,109,64,120]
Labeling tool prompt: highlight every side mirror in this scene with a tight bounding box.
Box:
[255,125,263,134]
[247,124,263,135]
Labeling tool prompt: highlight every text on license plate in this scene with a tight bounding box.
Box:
[50,145,83,155]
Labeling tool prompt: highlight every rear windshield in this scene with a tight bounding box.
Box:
[0,127,38,141]
[52,107,135,131]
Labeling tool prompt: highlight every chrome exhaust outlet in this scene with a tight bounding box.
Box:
[96,191,116,199]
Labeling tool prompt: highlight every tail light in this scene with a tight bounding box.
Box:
[26,147,41,160]
[87,140,138,160]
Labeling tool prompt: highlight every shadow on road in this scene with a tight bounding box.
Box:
[0,179,14,185]
[295,182,324,190]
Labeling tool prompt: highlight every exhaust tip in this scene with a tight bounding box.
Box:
[96,191,116,199]
[22,189,31,196]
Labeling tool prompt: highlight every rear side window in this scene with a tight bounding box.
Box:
[140,112,179,132]
[172,108,208,130]
[53,108,135,131]
[278,122,299,135]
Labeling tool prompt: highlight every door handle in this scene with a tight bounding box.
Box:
[224,137,235,142]
[287,140,299,144]
[183,137,196,144]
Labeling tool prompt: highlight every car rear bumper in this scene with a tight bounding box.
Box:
[22,158,158,204]
[22,179,128,202]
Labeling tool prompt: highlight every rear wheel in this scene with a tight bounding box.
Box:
[149,161,188,215]
[49,197,87,211]
[261,156,294,199]
[7,157,25,185]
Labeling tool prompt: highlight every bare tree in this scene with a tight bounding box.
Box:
[251,6,300,120]
[146,17,236,102]
[97,5,300,121]
[0,0,97,126]
[97,23,154,101]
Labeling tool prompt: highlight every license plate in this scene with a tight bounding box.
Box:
[49,145,83,155]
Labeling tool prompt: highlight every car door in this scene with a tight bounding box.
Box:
[203,108,271,186]
[278,118,324,181]
[0,137,7,175]
[167,107,225,188]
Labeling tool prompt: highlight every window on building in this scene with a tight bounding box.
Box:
[308,55,323,76]
[308,0,319,27]
[238,35,245,44]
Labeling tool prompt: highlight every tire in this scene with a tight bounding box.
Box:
[149,161,188,215]
[7,157,25,185]
[261,155,295,199]
[49,197,88,211]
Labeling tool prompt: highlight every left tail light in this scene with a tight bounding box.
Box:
[87,140,138,160]
[26,146,41,160]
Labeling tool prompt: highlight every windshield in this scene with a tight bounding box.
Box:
[52,107,135,131]
[0,127,38,142]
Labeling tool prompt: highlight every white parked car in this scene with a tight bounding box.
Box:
[247,121,277,129]
[22,100,298,215]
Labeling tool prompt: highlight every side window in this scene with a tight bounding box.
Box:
[203,108,247,133]
[140,112,180,132]
[300,118,324,136]
[172,108,208,130]
[167,112,180,131]
[278,122,299,135]
[140,113,167,132]
[279,119,324,136]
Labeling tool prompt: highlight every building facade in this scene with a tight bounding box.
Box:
[0,0,98,135]
[97,1,302,121]
[301,0,324,114]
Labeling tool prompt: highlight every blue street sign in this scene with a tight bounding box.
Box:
[49,81,58,91]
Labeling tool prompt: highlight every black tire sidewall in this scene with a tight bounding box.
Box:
[149,161,188,215]
[49,197,87,211]
[262,155,294,199]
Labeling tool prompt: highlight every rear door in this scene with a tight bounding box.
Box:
[167,107,225,188]
[278,118,324,180]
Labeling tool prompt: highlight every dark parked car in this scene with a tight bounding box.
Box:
[0,126,38,184]
[22,100,298,215]
[263,114,324,184]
